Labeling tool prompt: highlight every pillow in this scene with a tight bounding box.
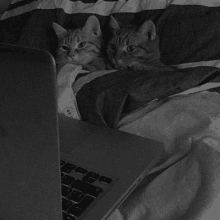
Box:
[157,5,220,65]
[1,1,220,65]
[0,0,168,56]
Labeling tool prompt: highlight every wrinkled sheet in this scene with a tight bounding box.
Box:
[75,66,220,128]
[4,0,220,219]
[45,0,220,218]
[108,91,220,220]
[57,63,220,220]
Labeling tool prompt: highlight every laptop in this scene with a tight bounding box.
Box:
[0,43,164,220]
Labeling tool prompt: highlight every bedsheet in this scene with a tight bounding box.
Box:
[115,91,220,220]
[2,0,220,219]
[57,63,220,220]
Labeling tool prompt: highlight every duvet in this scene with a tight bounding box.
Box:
[1,0,220,219]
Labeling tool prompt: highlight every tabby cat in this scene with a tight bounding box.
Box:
[107,16,166,71]
[53,15,107,72]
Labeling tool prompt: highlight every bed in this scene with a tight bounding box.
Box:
[1,0,220,219]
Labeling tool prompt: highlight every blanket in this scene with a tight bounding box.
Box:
[115,92,220,220]
[2,0,220,220]
[74,66,220,128]
[56,63,220,220]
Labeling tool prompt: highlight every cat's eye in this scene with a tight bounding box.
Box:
[92,31,98,36]
[127,45,136,52]
[78,42,87,49]
[110,44,116,51]
[61,45,69,51]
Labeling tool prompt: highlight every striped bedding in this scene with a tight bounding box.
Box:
[1,0,220,67]
[2,1,220,220]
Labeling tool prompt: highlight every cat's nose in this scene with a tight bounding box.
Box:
[117,59,124,65]
[69,52,75,57]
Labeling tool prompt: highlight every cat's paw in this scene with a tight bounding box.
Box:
[106,62,114,70]
[130,64,162,71]
[129,64,145,71]
[82,65,98,72]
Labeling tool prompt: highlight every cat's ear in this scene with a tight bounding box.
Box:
[138,20,156,41]
[109,16,120,34]
[83,15,101,36]
[53,23,67,37]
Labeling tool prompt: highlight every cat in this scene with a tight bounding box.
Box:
[53,15,108,73]
[107,16,169,71]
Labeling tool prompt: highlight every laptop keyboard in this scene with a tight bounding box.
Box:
[61,160,113,220]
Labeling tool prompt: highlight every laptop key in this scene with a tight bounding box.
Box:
[71,180,103,197]
[68,190,85,203]
[86,171,100,179]
[62,185,72,197]
[62,198,73,211]
[75,167,88,175]
[68,204,84,217]
[99,176,113,184]
[82,175,96,184]
[61,163,76,173]
[61,172,65,178]
[62,212,76,220]
[62,175,75,186]
[60,160,65,166]
[78,195,94,210]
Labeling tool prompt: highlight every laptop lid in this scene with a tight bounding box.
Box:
[0,43,164,220]
[0,43,62,220]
